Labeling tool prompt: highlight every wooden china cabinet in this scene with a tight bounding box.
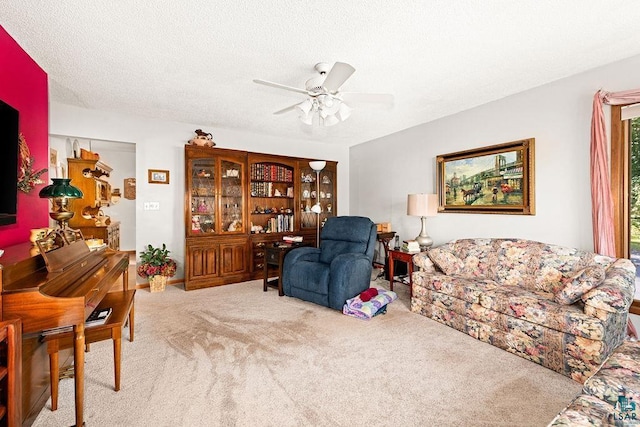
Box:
[184,146,249,290]
[184,146,337,290]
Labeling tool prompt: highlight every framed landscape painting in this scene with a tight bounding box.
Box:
[436,138,535,215]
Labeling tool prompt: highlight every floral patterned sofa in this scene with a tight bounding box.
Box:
[411,238,635,383]
[548,340,640,425]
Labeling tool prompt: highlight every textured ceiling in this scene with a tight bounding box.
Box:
[3,1,640,147]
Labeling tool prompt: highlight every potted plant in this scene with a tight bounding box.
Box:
[137,243,177,292]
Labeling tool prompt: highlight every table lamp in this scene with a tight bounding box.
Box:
[39,178,83,229]
[407,193,438,250]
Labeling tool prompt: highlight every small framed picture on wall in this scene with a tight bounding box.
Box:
[148,169,170,184]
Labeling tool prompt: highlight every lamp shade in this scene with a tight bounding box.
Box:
[299,113,314,125]
[337,103,352,121]
[295,99,313,116]
[309,161,326,171]
[322,114,339,127]
[407,193,438,217]
[39,178,83,199]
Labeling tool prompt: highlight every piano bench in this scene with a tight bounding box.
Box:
[44,289,136,412]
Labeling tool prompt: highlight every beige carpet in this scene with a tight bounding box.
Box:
[32,277,580,427]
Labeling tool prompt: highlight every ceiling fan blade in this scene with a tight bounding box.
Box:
[273,104,299,115]
[322,62,356,93]
[341,92,394,105]
[253,79,308,95]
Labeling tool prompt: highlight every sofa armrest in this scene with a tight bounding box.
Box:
[412,252,437,273]
[582,258,636,314]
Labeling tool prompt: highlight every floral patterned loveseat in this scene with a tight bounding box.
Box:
[548,340,640,425]
[411,238,635,383]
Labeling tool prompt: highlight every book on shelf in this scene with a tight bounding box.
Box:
[85,307,112,327]
[283,235,303,243]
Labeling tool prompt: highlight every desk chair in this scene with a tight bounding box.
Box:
[45,289,135,411]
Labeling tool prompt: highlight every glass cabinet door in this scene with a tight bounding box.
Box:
[300,163,336,230]
[189,158,216,235]
[220,158,244,233]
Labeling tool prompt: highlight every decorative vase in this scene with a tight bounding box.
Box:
[149,275,167,293]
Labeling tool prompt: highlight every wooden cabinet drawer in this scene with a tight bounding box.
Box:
[266,250,279,264]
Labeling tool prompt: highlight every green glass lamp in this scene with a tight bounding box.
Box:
[39,178,83,229]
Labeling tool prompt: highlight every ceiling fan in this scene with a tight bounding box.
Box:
[253,62,393,126]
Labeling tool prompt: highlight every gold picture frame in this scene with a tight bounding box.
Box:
[148,169,170,184]
[436,138,535,215]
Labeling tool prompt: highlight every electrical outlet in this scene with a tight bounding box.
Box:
[143,201,160,211]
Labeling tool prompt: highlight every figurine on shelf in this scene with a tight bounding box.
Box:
[228,220,242,232]
[197,199,208,213]
[188,129,216,147]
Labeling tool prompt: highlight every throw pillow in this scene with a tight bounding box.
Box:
[554,266,606,305]
[427,248,464,275]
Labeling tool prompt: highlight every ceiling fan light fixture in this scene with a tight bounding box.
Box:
[337,102,352,121]
[319,96,341,116]
[299,112,314,125]
[322,114,339,127]
[254,61,393,126]
[295,99,313,116]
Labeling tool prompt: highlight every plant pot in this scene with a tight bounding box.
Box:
[149,275,167,293]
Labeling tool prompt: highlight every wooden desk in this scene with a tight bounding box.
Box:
[388,249,418,299]
[263,244,307,296]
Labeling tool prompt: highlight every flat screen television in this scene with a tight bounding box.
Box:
[0,100,19,226]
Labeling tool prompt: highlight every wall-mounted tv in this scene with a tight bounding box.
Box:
[0,100,19,226]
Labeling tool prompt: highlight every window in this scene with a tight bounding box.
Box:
[611,105,640,312]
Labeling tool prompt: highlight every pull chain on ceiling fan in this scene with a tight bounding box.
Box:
[253,62,393,127]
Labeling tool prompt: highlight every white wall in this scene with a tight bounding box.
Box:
[49,102,349,281]
[350,53,640,252]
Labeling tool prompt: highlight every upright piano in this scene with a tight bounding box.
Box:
[0,240,129,426]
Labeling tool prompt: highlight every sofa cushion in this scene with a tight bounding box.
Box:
[448,238,498,278]
[427,248,464,275]
[554,266,606,305]
[477,284,611,340]
[413,273,500,304]
[580,259,636,314]
[493,239,543,290]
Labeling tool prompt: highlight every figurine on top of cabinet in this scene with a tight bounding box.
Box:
[188,129,216,147]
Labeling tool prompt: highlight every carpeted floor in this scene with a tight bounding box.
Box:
[32,276,580,426]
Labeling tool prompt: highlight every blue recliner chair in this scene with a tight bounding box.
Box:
[282,216,377,310]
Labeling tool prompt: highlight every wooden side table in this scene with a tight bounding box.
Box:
[263,244,307,296]
[388,249,418,298]
[374,231,396,278]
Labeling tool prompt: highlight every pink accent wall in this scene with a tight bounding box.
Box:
[0,26,49,247]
